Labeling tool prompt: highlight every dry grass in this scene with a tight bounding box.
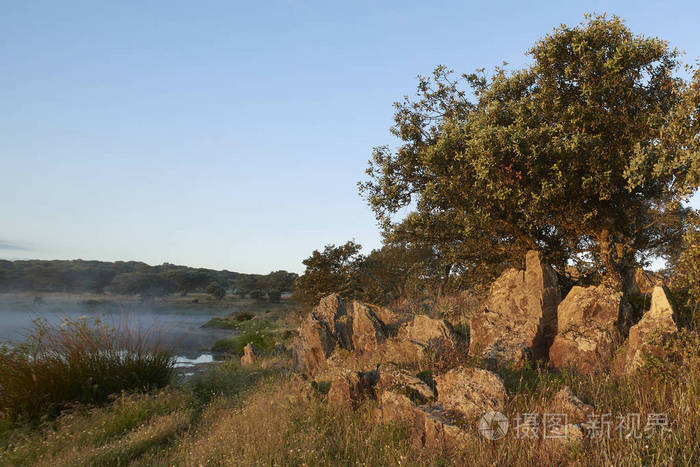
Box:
[1,313,698,465]
[0,317,173,421]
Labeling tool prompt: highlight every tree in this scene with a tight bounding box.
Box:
[361,15,699,290]
[670,211,700,324]
[294,241,363,307]
[261,270,298,293]
[110,273,176,296]
[235,275,259,298]
[205,281,226,300]
[267,290,282,303]
[161,269,211,296]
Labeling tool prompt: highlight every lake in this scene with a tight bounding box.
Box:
[0,295,235,366]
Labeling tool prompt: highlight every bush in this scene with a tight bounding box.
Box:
[211,329,275,356]
[205,282,226,300]
[0,318,174,421]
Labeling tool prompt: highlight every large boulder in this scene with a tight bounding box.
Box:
[352,302,387,354]
[312,293,355,350]
[327,369,380,410]
[469,250,560,365]
[549,285,622,374]
[434,366,506,419]
[622,286,678,374]
[376,315,458,366]
[312,294,348,331]
[398,315,456,347]
[293,295,391,375]
[377,365,435,404]
[377,391,469,449]
[292,313,336,375]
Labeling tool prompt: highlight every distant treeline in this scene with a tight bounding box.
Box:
[0,259,297,298]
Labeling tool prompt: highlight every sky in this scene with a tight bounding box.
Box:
[1,1,699,274]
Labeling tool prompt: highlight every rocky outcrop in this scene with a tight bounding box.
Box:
[434,367,506,419]
[377,391,469,449]
[469,250,560,365]
[352,302,387,354]
[622,286,678,374]
[293,294,390,375]
[327,369,380,410]
[398,315,456,347]
[371,305,402,329]
[376,366,435,404]
[240,343,259,367]
[549,285,622,374]
[312,294,348,331]
[374,315,458,366]
[292,312,336,375]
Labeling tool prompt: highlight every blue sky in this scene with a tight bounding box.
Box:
[1,1,698,274]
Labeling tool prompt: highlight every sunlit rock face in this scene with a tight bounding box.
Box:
[469,250,560,366]
[620,286,678,375]
[549,285,622,374]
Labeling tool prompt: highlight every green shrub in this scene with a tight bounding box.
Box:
[0,318,174,421]
[211,329,275,356]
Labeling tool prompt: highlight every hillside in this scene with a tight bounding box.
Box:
[0,259,296,297]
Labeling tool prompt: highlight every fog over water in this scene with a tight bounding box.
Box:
[0,296,234,360]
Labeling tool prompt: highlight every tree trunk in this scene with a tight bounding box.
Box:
[438,263,452,298]
[599,229,623,289]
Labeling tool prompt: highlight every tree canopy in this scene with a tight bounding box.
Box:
[361,15,699,288]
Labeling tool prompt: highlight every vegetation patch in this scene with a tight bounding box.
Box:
[0,318,174,422]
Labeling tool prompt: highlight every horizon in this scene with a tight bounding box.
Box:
[2,1,699,274]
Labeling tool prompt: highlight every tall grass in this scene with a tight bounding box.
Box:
[0,317,174,421]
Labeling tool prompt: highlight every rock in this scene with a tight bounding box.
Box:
[434,367,506,419]
[377,366,435,404]
[377,391,469,449]
[291,294,419,374]
[376,338,428,365]
[420,405,471,449]
[240,343,259,367]
[327,369,380,410]
[312,294,354,350]
[371,305,402,328]
[469,250,560,366]
[622,286,678,374]
[550,386,593,423]
[624,269,666,296]
[549,285,622,374]
[377,390,418,426]
[397,315,457,347]
[352,302,386,354]
[312,294,347,327]
[292,313,336,375]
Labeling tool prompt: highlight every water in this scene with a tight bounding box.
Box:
[0,295,235,364]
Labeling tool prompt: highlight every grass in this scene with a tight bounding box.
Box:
[0,317,174,422]
[0,343,698,465]
[1,294,699,466]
